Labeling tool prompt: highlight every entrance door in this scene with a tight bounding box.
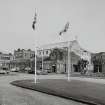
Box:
[73,64,79,72]
[52,65,56,73]
[94,65,102,73]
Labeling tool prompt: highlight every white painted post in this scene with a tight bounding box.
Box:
[98,66,100,73]
[67,41,71,81]
[42,48,44,72]
[34,47,37,84]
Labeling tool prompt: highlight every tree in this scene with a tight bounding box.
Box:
[77,59,89,74]
[49,48,66,73]
[49,48,65,62]
[28,49,31,51]
[17,48,21,51]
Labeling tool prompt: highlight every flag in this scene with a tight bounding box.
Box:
[32,12,37,30]
[59,22,70,35]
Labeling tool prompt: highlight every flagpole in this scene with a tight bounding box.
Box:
[42,48,44,72]
[67,41,71,81]
[34,47,37,84]
[32,10,37,84]
[59,21,71,81]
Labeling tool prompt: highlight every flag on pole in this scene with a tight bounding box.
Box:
[59,22,70,35]
[32,10,37,83]
[32,12,37,30]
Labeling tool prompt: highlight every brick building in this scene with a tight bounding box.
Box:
[0,52,13,70]
[10,49,35,71]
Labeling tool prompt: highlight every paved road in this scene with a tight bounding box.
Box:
[0,73,86,105]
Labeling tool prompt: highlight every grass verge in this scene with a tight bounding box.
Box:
[11,79,105,105]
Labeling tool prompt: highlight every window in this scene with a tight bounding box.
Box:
[43,51,44,55]
[46,51,48,54]
[39,51,41,55]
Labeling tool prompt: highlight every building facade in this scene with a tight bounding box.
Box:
[92,52,105,73]
[36,40,92,73]
[10,49,35,71]
[0,52,13,70]
[14,49,35,60]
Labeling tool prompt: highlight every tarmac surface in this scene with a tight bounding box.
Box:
[0,73,87,105]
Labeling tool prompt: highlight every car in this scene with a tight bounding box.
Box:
[25,67,31,71]
[45,69,52,73]
[0,70,7,74]
[25,67,33,73]
[36,70,48,75]
[11,67,19,72]
[11,68,16,72]
[41,71,48,75]
[0,70,9,74]
[36,70,42,75]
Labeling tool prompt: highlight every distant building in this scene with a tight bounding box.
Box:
[92,52,105,73]
[11,49,35,71]
[36,40,92,73]
[14,49,35,60]
[0,52,13,69]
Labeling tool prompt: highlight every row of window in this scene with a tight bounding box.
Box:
[15,52,35,59]
[38,50,49,56]
[0,56,10,60]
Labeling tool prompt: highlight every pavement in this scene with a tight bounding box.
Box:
[0,72,86,105]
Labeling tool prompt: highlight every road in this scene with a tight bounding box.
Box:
[0,73,87,105]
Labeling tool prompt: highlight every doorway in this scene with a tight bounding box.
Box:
[52,65,56,73]
[73,64,79,72]
[94,65,102,73]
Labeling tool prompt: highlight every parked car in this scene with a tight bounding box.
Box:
[25,67,32,73]
[45,69,52,73]
[11,67,19,72]
[36,70,42,75]
[41,70,48,75]
[0,69,9,74]
[36,70,48,75]
[0,67,10,74]
[0,70,7,74]
[25,67,31,71]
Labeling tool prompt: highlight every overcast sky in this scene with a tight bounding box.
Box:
[0,0,105,53]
